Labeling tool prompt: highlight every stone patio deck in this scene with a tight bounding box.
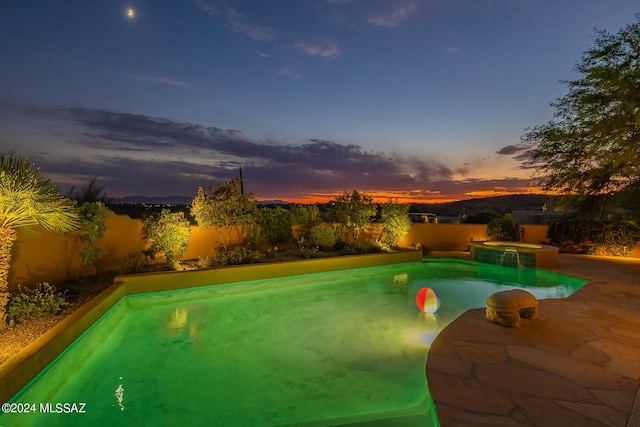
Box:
[426,253,640,427]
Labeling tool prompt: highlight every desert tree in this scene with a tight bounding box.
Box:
[75,201,109,275]
[66,176,113,205]
[331,190,376,242]
[0,154,78,328]
[190,177,257,251]
[380,200,412,247]
[522,15,640,218]
[67,177,112,276]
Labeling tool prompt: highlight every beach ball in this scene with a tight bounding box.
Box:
[416,287,440,313]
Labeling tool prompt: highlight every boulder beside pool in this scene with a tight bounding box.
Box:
[486,289,538,328]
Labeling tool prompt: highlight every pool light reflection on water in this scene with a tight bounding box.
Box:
[2,259,587,427]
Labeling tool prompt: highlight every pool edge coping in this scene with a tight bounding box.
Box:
[0,250,422,403]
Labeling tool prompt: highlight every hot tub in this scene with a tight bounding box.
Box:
[470,241,559,268]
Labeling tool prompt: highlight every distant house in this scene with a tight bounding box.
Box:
[511,210,567,225]
[408,212,438,223]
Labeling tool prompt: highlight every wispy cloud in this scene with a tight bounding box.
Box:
[255,50,269,58]
[368,2,418,28]
[196,0,277,42]
[194,0,220,16]
[127,74,192,88]
[5,101,535,201]
[315,0,353,26]
[17,105,461,196]
[444,47,461,55]
[496,144,527,155]
[296,38,341,59]
[278,66,301,79]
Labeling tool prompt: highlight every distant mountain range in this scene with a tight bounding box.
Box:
[114,195,289,205]
[114,194,556,211]
[409,194,557,216]
[115,195,194,205]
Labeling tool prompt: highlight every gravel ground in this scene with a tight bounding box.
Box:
[0,272,116,365]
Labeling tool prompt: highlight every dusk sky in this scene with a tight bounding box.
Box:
[1,1,638,203]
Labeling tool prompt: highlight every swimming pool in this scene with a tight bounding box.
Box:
[1,259,586,426]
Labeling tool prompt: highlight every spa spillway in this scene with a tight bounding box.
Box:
[470,241,559,268]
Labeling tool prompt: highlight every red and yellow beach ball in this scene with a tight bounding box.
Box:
[416,287,440,313]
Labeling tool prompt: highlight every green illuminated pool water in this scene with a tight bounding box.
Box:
[2,259,586,426]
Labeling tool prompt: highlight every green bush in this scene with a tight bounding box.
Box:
[117,252,147,274]
[264,246,279,259]
[380,202,412,247]
[246,224,266,249]
[143,209,191,265]
[5,283,66,326]
[339,241,387,255]
[259,207,293,244]
[198,248,264,267]
[330,190,376,242]
[309,225,337,250]
[293,244,320,259]
[290,204,321,237]
[486,214,520,242]
[197,256,215,269]
[191,178,257,251]
[548,219,640,255]
[76,201,109,270]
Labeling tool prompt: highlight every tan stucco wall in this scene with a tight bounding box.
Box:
[7,211,258,290]
[183,224,249,260]
[399,224,487,251]
[8,212,144,291]
[9,213,640,289]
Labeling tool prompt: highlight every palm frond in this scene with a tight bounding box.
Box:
[0,154,79,235]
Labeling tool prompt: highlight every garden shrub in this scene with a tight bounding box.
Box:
[486,214,521,242]
[380,202,412,247]
[548,219,640,255]
[246,224,266,250]
[142,209,191,266]
[191,178,257,251]
[76,201,109,272]
[117,252,147,274]
[308,225,336,250]
[168,260,182,271]
[259,207,293,245]
[293,244,320,259]
[330,190,376,242]
[264,246,279,259]
[290,204,321,238]
[5,283,66,326]
[198,248,264,267]
[339,241,387,255]
[197,256,216,269]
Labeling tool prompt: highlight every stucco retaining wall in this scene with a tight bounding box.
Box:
[9,213,640,289]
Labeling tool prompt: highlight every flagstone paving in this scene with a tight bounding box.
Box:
[426,254,640,427]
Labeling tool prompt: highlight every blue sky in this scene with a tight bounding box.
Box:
[1,1,638,203]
